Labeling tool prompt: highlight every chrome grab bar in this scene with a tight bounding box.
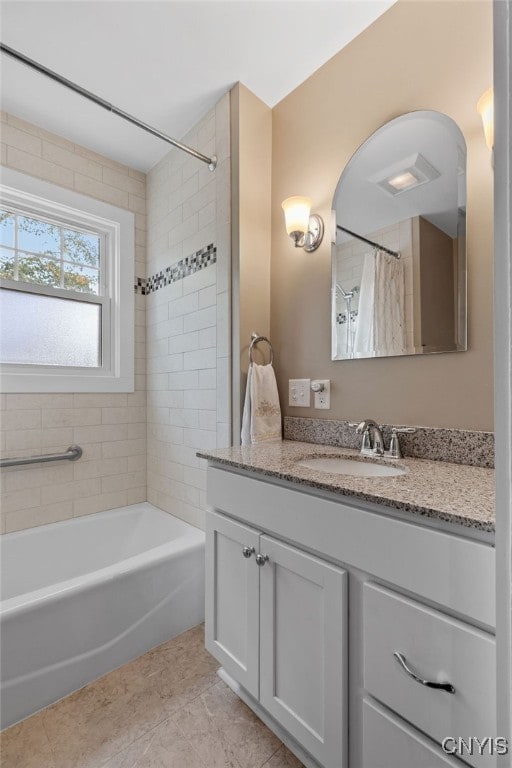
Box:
[393,651,455,694]
[0,445,83,469]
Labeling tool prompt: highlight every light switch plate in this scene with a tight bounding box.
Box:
[289,379,311,407]
[313,380,330,409]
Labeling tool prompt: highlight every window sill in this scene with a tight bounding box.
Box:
[0,370,134,393]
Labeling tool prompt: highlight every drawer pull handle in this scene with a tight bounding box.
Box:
[255,553,269,566]
[242,546,255,558]
[393,652,455,694]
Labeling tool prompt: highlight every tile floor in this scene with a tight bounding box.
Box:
[1,625,303,768]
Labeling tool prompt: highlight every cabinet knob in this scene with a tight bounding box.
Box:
[242,546,255,558]
[255,553,269,566]
[393,651,455,694]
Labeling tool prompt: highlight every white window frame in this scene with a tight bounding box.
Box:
[0,167,134,393]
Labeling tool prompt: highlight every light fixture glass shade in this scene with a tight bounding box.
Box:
[477,87,494,151]
[281,196,312,235]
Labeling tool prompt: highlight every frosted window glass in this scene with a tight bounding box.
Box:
[0,289,101,367]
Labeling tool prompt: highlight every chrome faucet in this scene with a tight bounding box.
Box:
[355,419,385,457]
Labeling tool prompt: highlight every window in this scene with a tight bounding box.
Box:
[0,168,134,392]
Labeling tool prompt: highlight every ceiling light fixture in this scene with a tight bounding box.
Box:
[281,196,324,252]
[372,153,440,196]
[387,171,420,191]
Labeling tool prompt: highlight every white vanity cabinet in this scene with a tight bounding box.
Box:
[205,510,348,768]
[205,464,496,768]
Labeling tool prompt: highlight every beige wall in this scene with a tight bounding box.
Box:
[0,113,146,533]
[271,0,494,430]
[231,84,272,441]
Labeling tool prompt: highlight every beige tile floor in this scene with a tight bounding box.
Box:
[0,625,303,768]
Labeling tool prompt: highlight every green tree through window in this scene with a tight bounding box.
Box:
[0,210,100,294]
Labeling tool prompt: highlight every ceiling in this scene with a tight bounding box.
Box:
[335,111,467,240]
[0,1,395,171]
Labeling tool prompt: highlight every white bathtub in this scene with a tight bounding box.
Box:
[0,502,205,729]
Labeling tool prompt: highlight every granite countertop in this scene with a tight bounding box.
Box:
[197,440,495,534]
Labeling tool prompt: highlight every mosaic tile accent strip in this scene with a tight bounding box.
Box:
[283,416,495,468]
[337,309,358,325]
[134,277,147,295]
[134,243,216,296]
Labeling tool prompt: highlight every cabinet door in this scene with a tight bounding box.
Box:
[259,536,348,768]
[205,511,260,698]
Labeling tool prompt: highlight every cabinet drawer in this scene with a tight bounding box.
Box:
[363,583,496,768]
[363,697,466,768]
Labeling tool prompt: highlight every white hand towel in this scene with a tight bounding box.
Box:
[241,363,282,445]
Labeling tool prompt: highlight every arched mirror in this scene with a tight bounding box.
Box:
[331,111,467,360]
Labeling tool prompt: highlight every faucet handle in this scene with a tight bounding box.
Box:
[353,419,378,433]
[387,427,416,459]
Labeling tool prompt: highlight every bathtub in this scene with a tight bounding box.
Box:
[0,502,205,729]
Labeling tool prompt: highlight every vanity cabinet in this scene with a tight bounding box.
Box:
[205,464,496,768]
[205,511,348,768]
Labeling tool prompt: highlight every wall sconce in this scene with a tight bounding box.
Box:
[477,87,494,152]
[281,196,324,252]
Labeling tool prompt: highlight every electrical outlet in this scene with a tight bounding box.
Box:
[289,379,311,407]
[312,379,330,409]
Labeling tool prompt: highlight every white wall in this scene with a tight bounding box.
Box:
[145,94,231,530]
[0,113,147,534]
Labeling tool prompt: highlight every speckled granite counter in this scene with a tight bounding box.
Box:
[198,440,495,534]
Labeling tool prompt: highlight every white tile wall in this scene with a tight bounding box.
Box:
[0,113,147,533]
[146,93,231,530]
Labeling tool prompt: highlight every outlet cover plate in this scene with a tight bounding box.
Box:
[313,380,330,409]
[289,379,311,407]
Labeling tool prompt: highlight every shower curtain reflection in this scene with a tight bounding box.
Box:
[353,249,406,358]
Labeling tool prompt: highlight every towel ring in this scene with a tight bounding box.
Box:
[249,333,274,365]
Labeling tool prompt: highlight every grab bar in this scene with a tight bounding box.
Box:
[0,445,83,468]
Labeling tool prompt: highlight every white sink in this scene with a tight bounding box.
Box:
[297,456,407,478]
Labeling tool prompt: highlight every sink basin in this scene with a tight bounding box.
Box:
[297,456,407,478]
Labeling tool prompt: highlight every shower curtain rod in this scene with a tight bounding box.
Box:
[0,43,217,171]
[336,225,400,259]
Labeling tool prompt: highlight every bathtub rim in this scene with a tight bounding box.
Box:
[0,503,205,619]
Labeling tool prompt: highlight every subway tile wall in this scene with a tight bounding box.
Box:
[0,112,147,533]
[146,93,231,530]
